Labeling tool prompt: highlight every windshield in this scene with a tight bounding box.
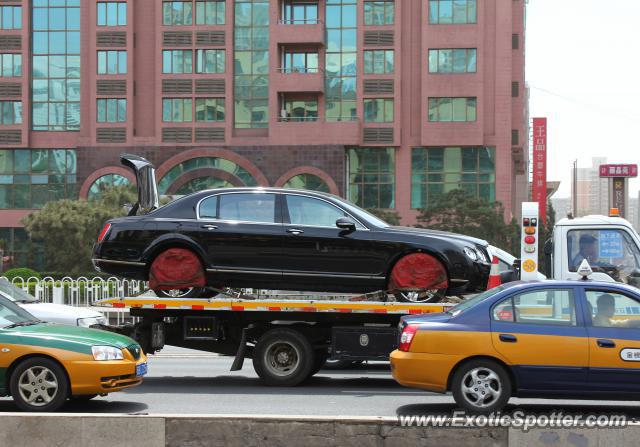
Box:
[0,279,38,303]
[0,295,39,328]
[331,196,390,228]
[448,285,507,316]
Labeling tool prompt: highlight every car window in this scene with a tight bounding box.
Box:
[0,279,37,303]
[492,289,576,326]
[218,193,276,223]
[285,195,349,227]
[585,290,640,329]
[199,196,218,219]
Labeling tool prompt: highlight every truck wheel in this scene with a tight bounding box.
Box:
[451,359,511,414]
[9,357,69,412]
[253,328,314,386]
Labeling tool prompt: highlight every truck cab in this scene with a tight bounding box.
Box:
[549,214,640,287]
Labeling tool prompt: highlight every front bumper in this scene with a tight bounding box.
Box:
[66,353,147,395]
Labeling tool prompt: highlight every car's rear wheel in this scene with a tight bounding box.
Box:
[154,287,205,298]
[451,359,511,414]
[393,289,446,303]
[10,357,69,412]
[252,328,314,386]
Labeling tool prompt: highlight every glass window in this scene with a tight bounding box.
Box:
[97,2,127,26]
[282,52,319,73]
[348,148,395,209]
[0,101,21,125]
[199,195,219,219]
[429,0,476,24]
[97,50,127,74]
[162,98,193,122]
[364,50,393,74]
[286,195,347,227]
[163,1,193,25]
[195,49,225,74]
[0,54,21,78]
[364,98,393,123]
[429,49,476,73]
[493,289,576,326]
[96,98,126,123]
[0,6,21,30]
[196,1,226,25]
[87,173,130,200]
[281,99,318,121]
[585,291,640,329]
[282,1,318,24]
[218,193,276,223]
[428,97,476,122]
[195,98,225,122]
[364,1,394,25]
[283,174,330,193]
[162,50,193,74]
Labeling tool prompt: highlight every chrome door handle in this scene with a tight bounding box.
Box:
[287,228,304,235]
[201,224,218,230]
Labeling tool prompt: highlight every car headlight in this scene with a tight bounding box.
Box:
[476,248,490,263]
[92,345,124,361]
[77,316,108,327]
[464,247,478,261]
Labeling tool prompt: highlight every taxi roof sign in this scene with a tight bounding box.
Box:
[577,259,593,280]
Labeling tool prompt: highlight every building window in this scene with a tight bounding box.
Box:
[282,51,319,73]
[0,6,21,30]
[195,98,225,122]
[0,54,21,77]
[97,98,126,122]
[325,0,357,122]
[195,49,225,73]
[281,1,318,24]
[196,0,226,25]
[97,2,126,26]
[280,99,318,121]
[88,173,130,200]
[234,0,270,128]
[32,0,80,131]
[0,227,44,270]
[163,98,193,122]
[428,48,476,73]
[0,101,21,125]
[428,97,476,122]
[348,147,395,209]
[363,50,393,74]
[429,0,476,24]
[364,1,393,25]
[163,1,193,25]
[0,149,77,209]
[162,50,193,74]
[364,98,393,123]
[97,50,127,75]
[283,173,330,192]
[411,147,495,209]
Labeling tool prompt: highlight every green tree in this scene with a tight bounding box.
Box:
[22,186,138,275]
[367,208,401,226]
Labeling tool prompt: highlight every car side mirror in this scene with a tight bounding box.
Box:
[336,217,356,231]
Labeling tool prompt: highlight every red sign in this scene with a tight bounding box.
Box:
[532,118,547,224]
[599,164,638,178]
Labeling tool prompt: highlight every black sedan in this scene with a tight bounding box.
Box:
[92,155,491,302]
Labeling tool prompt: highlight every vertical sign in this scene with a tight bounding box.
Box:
[532,118,548,223]
[612,178,626,218]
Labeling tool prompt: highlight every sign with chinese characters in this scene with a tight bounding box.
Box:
[532,118,547,223]
[620,348,640,362]
[612,178,626,218]
[599,164,638,178]
[599,230,624,258]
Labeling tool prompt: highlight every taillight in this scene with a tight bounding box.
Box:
[97,223,112,243]
[398,324,419,352]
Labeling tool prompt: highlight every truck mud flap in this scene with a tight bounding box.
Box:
[230,327,249,371]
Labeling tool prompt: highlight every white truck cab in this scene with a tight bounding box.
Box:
[548,214,640,287]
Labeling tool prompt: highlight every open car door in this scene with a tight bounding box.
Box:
[120,154,159,215]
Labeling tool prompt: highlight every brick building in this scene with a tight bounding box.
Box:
[0,0,528,266]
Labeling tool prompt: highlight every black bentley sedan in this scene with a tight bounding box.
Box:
[92,155,491,302]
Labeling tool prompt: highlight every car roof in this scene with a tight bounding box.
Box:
[184,187,341,201]
[498,279,640,294]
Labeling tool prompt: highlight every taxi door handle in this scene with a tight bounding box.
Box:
[499,334,517,343]
[597,339,616,348]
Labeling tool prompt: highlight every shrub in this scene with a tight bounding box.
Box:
[3,267,42,282]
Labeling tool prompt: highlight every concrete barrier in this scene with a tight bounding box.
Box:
[0,413,638,447]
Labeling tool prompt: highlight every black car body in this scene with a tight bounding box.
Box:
[92,155,491,297]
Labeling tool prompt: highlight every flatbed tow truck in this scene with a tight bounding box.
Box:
[95,294,452,386]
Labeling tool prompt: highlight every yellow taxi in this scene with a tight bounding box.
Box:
[391,280,640,413]
[0,294,146,411]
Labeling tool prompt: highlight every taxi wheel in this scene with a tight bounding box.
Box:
[451,359,511,414]
[10,357,69,412]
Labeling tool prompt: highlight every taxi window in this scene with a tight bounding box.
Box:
[585,290,640,329]
[492,289,576,326]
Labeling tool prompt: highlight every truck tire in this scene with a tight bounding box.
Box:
[252,328,314,386]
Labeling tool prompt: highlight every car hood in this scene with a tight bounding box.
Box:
[2,322,135,355]
[19,302,104,325]
[386,226,488,246]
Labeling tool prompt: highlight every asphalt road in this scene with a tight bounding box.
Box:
[2,347,640,417]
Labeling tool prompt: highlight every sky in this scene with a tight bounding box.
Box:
[526,0,640,199]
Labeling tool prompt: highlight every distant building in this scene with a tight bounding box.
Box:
[574,157,609,217]
[551,197,571,221]
[630,196,639,231]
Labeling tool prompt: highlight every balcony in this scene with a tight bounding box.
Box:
[270,117,362,146]
[272,68,324,93]
[272,20,325,46]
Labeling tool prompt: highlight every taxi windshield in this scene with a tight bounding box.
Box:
[0,279,39,303]
[0,295,39,328]
[448,285,507,316]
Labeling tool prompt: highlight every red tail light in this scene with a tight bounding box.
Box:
[97,223,111,243]
[398,324,419,352]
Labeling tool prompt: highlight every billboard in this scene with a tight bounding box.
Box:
[532,118,547,223]
[599,164,638,178]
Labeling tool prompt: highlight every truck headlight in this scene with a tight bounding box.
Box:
[464,247,478,261]
[77,316,108,327]
[92,345,124,361]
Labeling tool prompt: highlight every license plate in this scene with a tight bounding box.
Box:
[136,362,147,377]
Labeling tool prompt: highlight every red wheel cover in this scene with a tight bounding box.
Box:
[388,253,448,291]
[149,248,206,290]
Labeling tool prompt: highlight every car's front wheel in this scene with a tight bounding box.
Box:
[154,287,205,298]
[393,289,446,303]
[451,359,511,414]
[10,357,69,412]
